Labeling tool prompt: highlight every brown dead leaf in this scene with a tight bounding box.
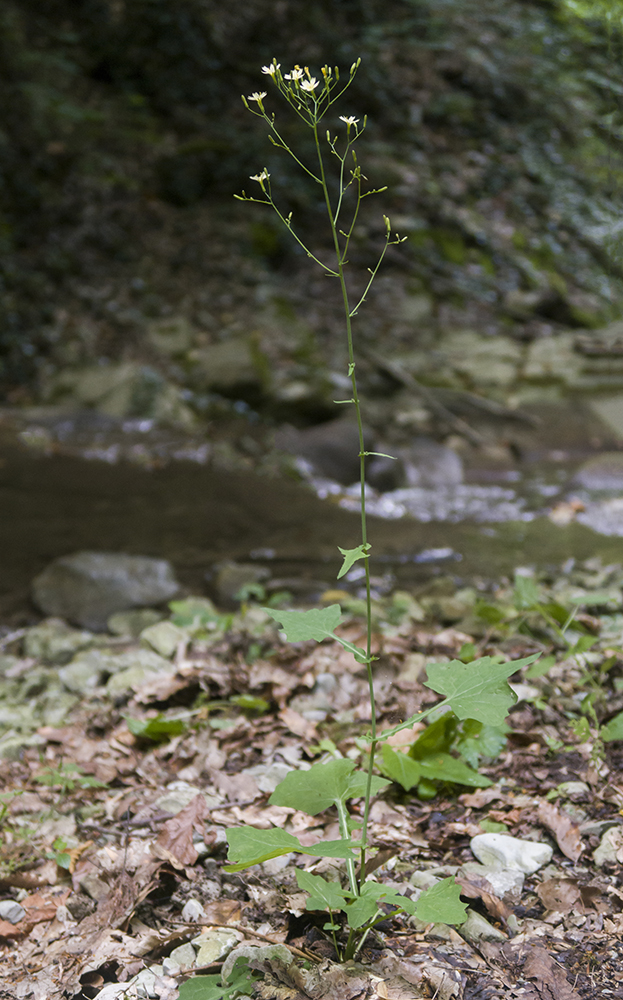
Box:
[376,977,422,1000]
[153,793,210,867]
[455,874,510,925]
[0,890,69,940]
[537,801,583,862]
[523,947,582,1000]
[536,878,582,914]
[459,787,504,809]
[279,707,318,740]
[202,899,241,924]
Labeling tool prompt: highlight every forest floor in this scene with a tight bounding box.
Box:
[1,567,623,1000]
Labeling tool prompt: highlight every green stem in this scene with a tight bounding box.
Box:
[336,798,358,897]
[312,120,376,891]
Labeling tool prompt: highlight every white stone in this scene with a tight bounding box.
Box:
[470,833,552,874]
[193,927,241,965]
[459,862,524,902]
[181,898,205,922]
[0,900,26,924]
[168,942,196,970]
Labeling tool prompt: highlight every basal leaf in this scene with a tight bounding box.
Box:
[418,752,492,788]
[414,876,467,925]
[456,721,508,768]
[346,881,416,929]
[424,655,538,726]
[264,604,342,643]
[337,544,370,580]
[125,714,187,741]
[296,869,352,911]
[344,892,379,929]
[344,771,391,800]
[178,958,257,1000]
[380,745,422,791]
[224,826,301,871]
[304,840,359,859]
[270,759,383,815]
[601,710,623,742]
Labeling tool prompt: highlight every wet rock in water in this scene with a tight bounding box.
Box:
[32,551,180,630]
[43,361,195,429]
[401,437,463,488]
[573,452,623,490]
[275,418,374,485]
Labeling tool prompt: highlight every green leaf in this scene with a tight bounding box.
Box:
[424,655,538,726]
[346,882,416,930]
[568,635,598,655]
[409,713,456,758]
[513,574,541,610]
[125,714,187,742]
[455,720,508,768]
[418,752,492,788]
[601,710,623,742]
[269,759,388,815]
[264,604,342,642]
[224,826,302,871]
[414,876,467,925]
[296,870,352,911]
[229,694,269,714]
[224,826,357,872]
[525,654,556,679]
[264,605,369,662]
[178,958,257,1000]
[337,544,370,580]
[380,745,422,791]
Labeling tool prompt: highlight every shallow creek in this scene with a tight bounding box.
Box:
[2,409,623,618]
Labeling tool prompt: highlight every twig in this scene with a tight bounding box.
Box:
[171,920,320,963]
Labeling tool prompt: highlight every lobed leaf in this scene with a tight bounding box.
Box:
[337,544,370,580]
[264,604,342,642]
[424,655,538,726]
[296,870,352,911]
[270,758,388,815]
[414,876,468,925]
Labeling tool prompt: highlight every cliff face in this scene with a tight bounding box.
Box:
[2,0,623,397]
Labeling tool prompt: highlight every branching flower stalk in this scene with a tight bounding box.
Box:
[238,61,404,893]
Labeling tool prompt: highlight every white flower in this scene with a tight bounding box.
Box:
[284,67,304,81]
[250,170,270,184]
[248,92,267,103]
[339,115,360,126]
[261,62,280,75]
[300,77,319,92]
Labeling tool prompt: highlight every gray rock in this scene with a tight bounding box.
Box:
[190,338,263,393]
[105,649,175,696]
[23,619,95,664]
[167,942,196,971]
[221,944,292,983]
[461,909,507,943]
[0,731,46,760]
[192,928,241,965]
[573,453,623,491]
[147,316,195,356]
[32,552,180,630]
[153,781,221,815]
[402,438,463,488]
[59,650,113,695]
[470,832,552,874]
[140,620,186,658]
[79,873,110,902]
[108,609,165,637]
[213,561,270,604]
[0,900,26,924]
[459,862,524,902]
[275,419,374,486]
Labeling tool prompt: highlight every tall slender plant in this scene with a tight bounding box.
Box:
[224,60,535,961]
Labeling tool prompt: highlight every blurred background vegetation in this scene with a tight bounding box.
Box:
[2,0,623,398]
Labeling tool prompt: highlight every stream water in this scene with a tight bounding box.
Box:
[2,407,623,620]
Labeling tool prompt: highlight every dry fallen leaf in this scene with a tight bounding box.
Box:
[537,800,583,862]
[536,878,582,915]
[153,793,210,867]
[523,946,582,1000]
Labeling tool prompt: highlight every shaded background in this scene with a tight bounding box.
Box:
[2,0,623,399]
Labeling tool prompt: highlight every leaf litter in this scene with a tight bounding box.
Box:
[1,566,623,998]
